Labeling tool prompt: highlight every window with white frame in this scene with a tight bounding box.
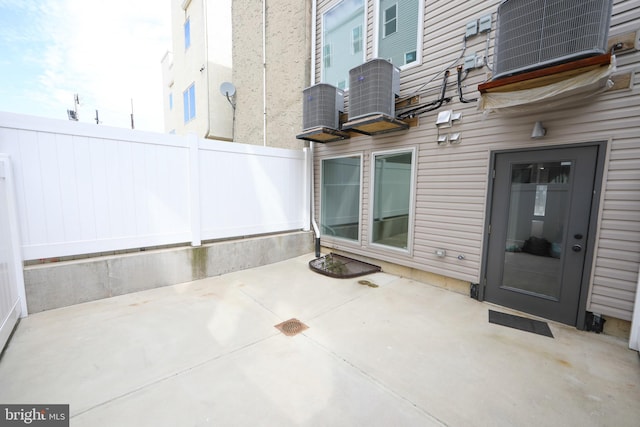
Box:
[184,18,191,50]
[321,156,361,241]
[183,83,196,123]
[383,4,397,37]
[322,0,365,89]
[405,50,417,65]
[376,0,422,68]
[371,149,415,250]
[351,25,363,54]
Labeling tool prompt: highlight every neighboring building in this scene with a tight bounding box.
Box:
[321,0,365,89]
[309,0,640,336]
[162,0,312,149]
[232,0,313,149]
[161,0,233,140]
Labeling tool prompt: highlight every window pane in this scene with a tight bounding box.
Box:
[378,0,420,66]
[169,93,173,110]
[183,90,189,123]
[322,0,365,89]
[405,50,417,64]
[372,151,413,249]
[184,19,191,49]
[351,25,362,54]
[504,161,572,298]
[323,44,332,68]
[321,157,361,241]
[183,84,196,123]
[189,84,196,120]
[385,4,397,20]
[384,5,397,37]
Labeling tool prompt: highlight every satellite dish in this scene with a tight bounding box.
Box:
[219,82,236,97]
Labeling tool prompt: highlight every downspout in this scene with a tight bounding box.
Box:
[262,0,267,146]
[310,0,316,83]
[310,0,321,257]
[310,142,321,257]
[203,0,212,139]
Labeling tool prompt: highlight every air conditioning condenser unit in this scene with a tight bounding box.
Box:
[302,83,344,131]
[348,59,400,121]
[493,0,613,80]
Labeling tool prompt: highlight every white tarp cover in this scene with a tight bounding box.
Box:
[478,58,616,113]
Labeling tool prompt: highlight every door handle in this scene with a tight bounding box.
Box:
[572,244,583,252]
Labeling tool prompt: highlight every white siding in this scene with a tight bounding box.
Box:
[313,0,640,321]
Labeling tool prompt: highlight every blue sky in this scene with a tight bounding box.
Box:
[0,0,171,132]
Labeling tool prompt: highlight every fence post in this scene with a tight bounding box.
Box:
[188,134,202,247]
[0,155,27,317]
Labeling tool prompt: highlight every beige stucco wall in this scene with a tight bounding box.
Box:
[232,0,312,149]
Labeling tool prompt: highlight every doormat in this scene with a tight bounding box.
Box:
[488,310,554,338]
[309,253,381,278]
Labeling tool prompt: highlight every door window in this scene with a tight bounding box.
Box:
[504,161,571,299]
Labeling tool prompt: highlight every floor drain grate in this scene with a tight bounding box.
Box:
[274,318,309,336]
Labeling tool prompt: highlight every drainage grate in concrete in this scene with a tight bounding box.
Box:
[274,318,309,336]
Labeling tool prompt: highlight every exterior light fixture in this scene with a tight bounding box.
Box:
[531,121,546,139]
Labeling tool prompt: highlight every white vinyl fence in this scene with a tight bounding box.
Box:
[0,112,309,261]
[0,155,27,352]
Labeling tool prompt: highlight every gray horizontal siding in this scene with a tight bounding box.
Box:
[313,0,640,320]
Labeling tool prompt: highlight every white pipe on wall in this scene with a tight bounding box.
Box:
[311,0,316,85]
[262,0,267,147]
[309,0,321,257]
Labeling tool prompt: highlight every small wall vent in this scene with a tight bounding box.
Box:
[302,83,344,131]
[348,59,400,121]
[493,0,613,80]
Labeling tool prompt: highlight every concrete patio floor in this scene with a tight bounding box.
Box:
[1,253,639,426]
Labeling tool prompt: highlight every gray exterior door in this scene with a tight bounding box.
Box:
[485,146,599,326]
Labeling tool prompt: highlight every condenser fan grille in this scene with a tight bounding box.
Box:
[302,84,343,131]
[493,0,612,80]
[348,59,399,121]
